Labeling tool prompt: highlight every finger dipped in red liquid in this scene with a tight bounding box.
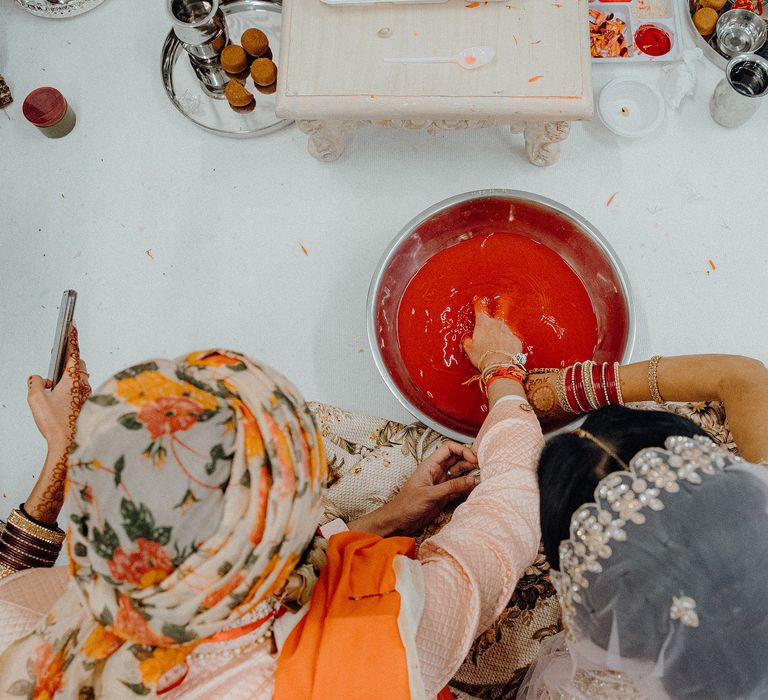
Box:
[473,295,492,317]
[492,295,524,343]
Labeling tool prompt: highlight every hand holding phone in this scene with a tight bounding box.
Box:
[48,290,77,386]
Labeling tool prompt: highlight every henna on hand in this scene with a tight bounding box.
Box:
[524,371,566,420]
[27,327,91,525]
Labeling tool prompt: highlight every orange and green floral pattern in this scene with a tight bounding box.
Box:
[0,350,326,698]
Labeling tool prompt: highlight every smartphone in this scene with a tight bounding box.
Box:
[47,290,78,386]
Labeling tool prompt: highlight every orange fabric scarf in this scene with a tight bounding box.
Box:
[274,531,418,700]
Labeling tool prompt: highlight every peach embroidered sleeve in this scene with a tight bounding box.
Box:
[0,567,69,653]
[416,398,544,696]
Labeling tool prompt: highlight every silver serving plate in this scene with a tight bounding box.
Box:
[367,190,637,441]
[161,0,292,138]
[685,1,768,70]
[14,0,106,18]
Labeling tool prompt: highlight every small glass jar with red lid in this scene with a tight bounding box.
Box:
[22,87,76,138]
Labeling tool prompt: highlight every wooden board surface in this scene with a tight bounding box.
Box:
[277,0,592,120]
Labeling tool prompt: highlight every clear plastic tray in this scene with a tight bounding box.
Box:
[589,0,682,63]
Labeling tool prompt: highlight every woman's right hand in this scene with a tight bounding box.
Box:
[462,296,524,371]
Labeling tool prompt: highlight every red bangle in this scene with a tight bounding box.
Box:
[570,362,589,413]
[604,362,621,405]
[590,362,605,409]
[563,365,579,413]
[576,363,592,412]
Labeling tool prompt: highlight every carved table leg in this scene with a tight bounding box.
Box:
[297,120,356,162]
[510,121,571,167]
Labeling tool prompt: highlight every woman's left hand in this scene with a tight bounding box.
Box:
[523,369,569,419]
[348,441,478,537]
[28,326,92,454]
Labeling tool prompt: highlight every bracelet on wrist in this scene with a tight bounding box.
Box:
[478,350,527,371]
[648,355,665,404]
[557,361,625,414]
[481,362,527,394]
[0,508,64,574]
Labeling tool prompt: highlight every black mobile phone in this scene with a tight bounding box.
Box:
[47,290,78,386]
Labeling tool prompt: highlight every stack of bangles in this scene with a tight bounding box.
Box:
[0,507,64,580]
[556,360,624,413]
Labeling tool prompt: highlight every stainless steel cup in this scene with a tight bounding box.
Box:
[710,53,768,127]
[715,9,767,58]
[168,0,229,94]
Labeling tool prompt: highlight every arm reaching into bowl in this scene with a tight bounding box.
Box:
[411,297,546,695]
[528,355,768,462]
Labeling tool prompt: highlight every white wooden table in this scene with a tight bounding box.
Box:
[276,0,593,166]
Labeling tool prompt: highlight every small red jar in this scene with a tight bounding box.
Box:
[22,87,76,138]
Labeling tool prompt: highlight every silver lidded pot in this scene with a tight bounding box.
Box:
[168,0,229,95]
[710,53,768,128]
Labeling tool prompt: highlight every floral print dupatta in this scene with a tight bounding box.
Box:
[0,350,326,699]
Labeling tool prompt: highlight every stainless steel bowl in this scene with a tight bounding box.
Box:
[367,190,636,441]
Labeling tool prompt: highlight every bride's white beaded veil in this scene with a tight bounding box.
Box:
[521,435,768,700]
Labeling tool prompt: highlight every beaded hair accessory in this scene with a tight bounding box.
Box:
[552,435,739,639]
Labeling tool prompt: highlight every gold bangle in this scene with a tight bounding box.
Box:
[7,510,65,546]
[648,355,665,404]
[614,362,625,405]
[555,368,575,413]
[0,561,19,579]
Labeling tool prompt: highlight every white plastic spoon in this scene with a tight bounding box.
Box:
[384,46,495,70]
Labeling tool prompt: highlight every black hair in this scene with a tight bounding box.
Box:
[538,405,707,569]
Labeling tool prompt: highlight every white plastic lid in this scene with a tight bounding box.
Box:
[598,78,666,139]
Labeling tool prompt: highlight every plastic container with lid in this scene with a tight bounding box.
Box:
[22,87,76,138]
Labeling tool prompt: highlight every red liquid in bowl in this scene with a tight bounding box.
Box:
[397,232,598,432]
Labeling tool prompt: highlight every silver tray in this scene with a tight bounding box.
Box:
[14,0,106,18]
[684,1,768,70]
[161,0,291,138]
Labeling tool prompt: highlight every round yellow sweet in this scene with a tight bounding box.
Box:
[221,44,248,74]
[250,58,278,87]
[693,7,718,35]
[242,28,269,58]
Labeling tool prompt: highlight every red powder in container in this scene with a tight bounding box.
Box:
[634,24,672,56]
